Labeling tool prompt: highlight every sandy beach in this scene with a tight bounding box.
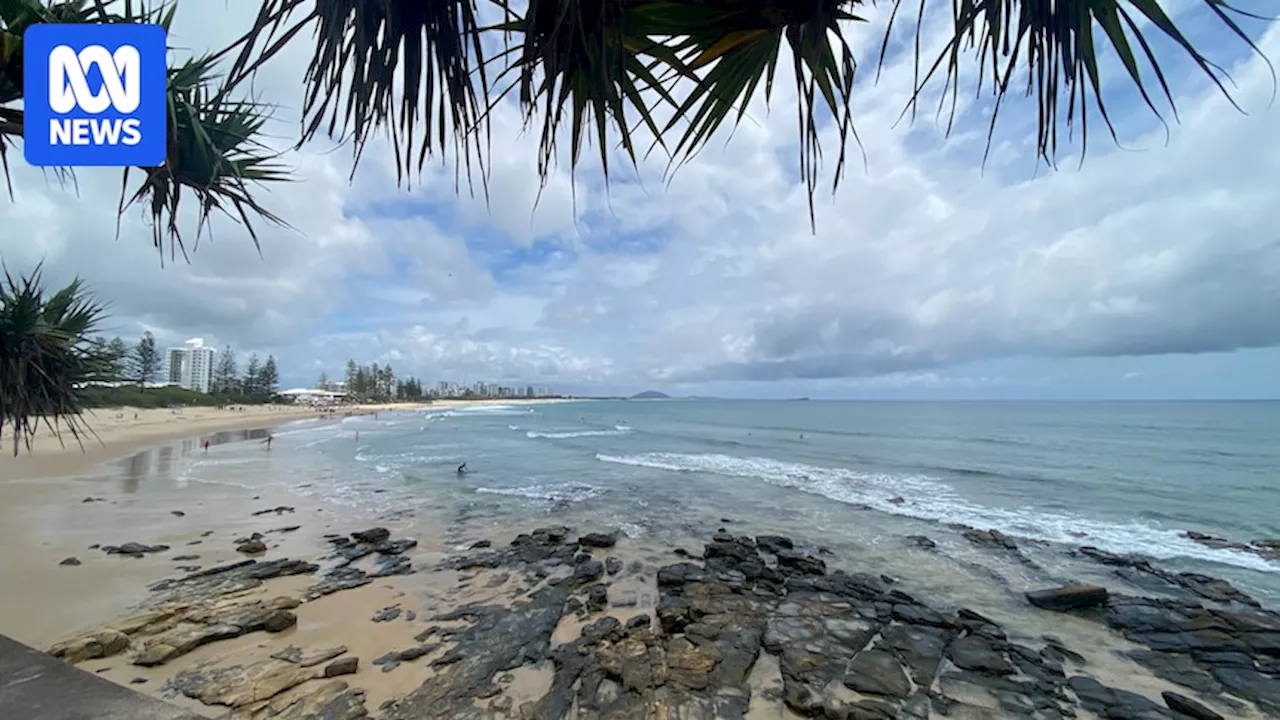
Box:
[0,399,1275,719]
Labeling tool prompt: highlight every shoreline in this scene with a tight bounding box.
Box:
[1,398,1276,718]
[0,398,571,481]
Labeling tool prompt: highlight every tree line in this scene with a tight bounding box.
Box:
[88,332,279,402]
[315,360,427,403]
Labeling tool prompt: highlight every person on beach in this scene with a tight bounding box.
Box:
[202,440,210,453]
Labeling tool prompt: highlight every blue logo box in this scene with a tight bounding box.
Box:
[23,23,167,167]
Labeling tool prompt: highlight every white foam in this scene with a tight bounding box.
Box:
[526,429,631,439]
[475,482,603,503]
[595,452,1280,574]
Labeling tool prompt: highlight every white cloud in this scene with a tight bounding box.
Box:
[2,4,1277,396]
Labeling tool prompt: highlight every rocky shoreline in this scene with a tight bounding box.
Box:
[45,522,1279,719]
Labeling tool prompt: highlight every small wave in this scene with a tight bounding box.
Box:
[527,429,632,439]
[508,425,520,431]
[476,482,603,503]
[595,452,1280,574]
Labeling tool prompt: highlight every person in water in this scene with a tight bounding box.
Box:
[457,462,468,475]
[262,435,273,450]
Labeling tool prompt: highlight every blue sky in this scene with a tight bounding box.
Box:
[2,1,1278,399]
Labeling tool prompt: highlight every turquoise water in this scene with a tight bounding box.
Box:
[169,400,1280,604]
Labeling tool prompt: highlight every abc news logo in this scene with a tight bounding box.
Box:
[23,23,166,167]
[47,44,144,147]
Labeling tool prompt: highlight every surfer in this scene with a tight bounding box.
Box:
[457,462,468,475]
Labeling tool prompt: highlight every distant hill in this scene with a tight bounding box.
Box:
[630,390,670,399]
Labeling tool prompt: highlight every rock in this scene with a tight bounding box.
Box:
[251,505,295,516]
[1026,584,1109,611]
[171,554,199,561]
[352,527,391,544]
[605,556,623,576]
[129,677,147,684]
[254,679,367,719]
[59,556,81,566]
[776,550,826,575]
[904,535,936,550]
[1161,691,1224,720]
[887,496,906,504]
[102,542,169,557]
[324,656,360,677]
[585,585,608,612]
[48,629,130,663]
[271,645,348,667]
[372,643,439,672]
[947,636,1016,675]
[372,606,402,623]
[237,539,267,555]
[571,559,604,585]
[170,510,185,517]
[962,528,1019,550]
[844,649,912,698]
[262,609,298,632]
[755,535,794,555]
[578,531,619,548]
[470,540,492,549]
[491,695,514,712]
[170,659,319,708]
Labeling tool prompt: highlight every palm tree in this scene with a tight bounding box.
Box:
[0,0,1269,243]
[0,264,114,456]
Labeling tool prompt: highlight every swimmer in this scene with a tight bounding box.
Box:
[457,462,468,475]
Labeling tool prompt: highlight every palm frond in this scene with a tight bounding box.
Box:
[118,54,291,265]
[891,0,1276,166]
[0,262,111,457]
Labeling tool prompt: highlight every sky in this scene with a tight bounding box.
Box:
[2,1,1278,400]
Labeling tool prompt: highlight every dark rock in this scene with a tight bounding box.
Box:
[755,535,794,555]
[372,606,402,623]
[844,649,912,698]
[1068,675,1170,719]
[947,636,1015,675]
[236,539,267,555]
[59,557,81,566]
[373,644,439,672]
[571,559,604,585]
[1027,584,1109,611]
[578,531,618,548]
[470,540,492,549]
[962,528,1019,550]
[605,557,622,576]
[271,525,301,533]
[905,535,937,550]
[585,585,608,613]
[324,656,360,678]
[1161,691,1224,720]
[171,554,199,561]
[251,505,294,516]
[887,496,906,504]
[129,677,147,684]
[775,550,826,576]
[170,511,185,517]
[102,542,169,557]
[626,615,651,630]
[352,527,391,544]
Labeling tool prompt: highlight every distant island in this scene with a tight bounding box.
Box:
[630,390,670,400]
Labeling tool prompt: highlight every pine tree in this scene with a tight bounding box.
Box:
[132,331,160,385]
[345,360,358,391]
[260,355,280,397]
[316,372,329,390]
[213,345,238,395]
[243,354,261,397]
[106,337,129,381]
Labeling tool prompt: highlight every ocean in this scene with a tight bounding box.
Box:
[140,400,1280,609]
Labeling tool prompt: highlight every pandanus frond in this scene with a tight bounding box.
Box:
[0,262,113,457]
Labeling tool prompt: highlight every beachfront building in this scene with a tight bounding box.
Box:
[279,388,347,406]
[163,338,216,393]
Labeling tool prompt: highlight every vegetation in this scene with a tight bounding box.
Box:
[1,0,1268,247]
[132,331,161,385]
[78,384,226,409]
[0,265,114,456]
[326,359,427,403]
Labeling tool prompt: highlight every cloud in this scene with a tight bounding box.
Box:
[1,4,1278,397]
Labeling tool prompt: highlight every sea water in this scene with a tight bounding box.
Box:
[126,400,1280,607]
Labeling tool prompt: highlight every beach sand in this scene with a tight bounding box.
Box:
[0,399,1271,720]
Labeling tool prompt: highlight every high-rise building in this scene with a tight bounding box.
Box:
[164,338,216,393]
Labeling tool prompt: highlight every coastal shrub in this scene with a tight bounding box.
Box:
[0,265,114,456]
